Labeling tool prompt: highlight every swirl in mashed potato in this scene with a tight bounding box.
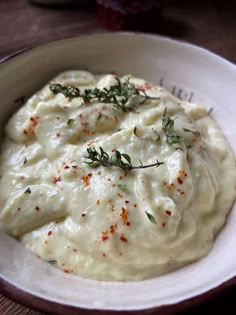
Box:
[0,71,235,281]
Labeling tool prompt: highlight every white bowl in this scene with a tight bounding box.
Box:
[0,33,235,314]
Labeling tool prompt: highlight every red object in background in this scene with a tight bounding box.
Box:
[97,0,162,31]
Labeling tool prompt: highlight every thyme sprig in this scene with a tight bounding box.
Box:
[162,108,185,145]
[49,78,159,112]
[133,126,160,142]
[84,147,164,171]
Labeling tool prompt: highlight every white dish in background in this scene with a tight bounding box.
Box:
[0,33,235,314]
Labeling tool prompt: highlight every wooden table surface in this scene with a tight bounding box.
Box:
[0,0,235,314]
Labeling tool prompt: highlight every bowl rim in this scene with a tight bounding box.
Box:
[0,32,235,314]
[1,276,235,315]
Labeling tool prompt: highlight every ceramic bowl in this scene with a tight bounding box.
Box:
[0,33,235,314]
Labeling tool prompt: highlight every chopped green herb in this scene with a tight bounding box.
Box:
[24,187,31,194]
[23,158,27,165]
[48,259,57,265]
[67,118,75,126]
[145,211,157,224]
[117,184,126,191]
[133,126,160,142]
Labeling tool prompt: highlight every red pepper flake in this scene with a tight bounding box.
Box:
[53,176,62,184]
[35,206,40,211]
[23,129,28,135]
[102,253,106,257]
[119,176,123,180]
[126,222,131,226]
[177,189,185,195]
[17,207,21,211]
[56,133,61,137]
[162,222,166,228]
[64,165,70,169]
[61,262,66,266]
[107,178,111,181]
[72,165,78,169]
[102,236,109,241]
[120,206,129,225]
[81,175,90,187]
[177,177,183,184]
[73,249,77,252]
[117,192,123,198]
[87,173,92,177]
[48,231,52,236]
[79,114,83,118]
[125,200,130,204]
[133,204,137,208]
[81,213,86,217]
[112,184,116,187]
[110,224,118,234]
[63,269,70,274]
[120,234,128,243]
[96,199,101,206]
[165,210,172,216]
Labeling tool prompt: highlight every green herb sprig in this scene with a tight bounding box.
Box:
[133,126,160,142]
[49,78,159,113]
[84,147,164,171]
[162,108,185,145]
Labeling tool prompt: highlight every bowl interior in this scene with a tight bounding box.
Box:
[0,33,235,311]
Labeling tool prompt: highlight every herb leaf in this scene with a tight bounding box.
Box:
[145,211,157,224]
[117,184,126,191]
[24,187,31,194]
[134,126,160,142]
[48,259,57,265]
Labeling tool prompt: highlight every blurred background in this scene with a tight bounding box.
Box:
[0,0,236,63]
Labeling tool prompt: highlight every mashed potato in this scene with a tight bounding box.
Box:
[0,71,235,281]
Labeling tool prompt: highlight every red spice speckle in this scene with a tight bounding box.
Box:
[81,175,90,187]
[120,234,128,243]
[133,204,137,208]
[162,222,166,228]
[102,253,106,257]
[23,129,28,135]
[81,213,86,217]
[56,133,61,137]
[48,231,52,236]
[102,236,109,241]
[120,206,129,224]
[17,207,21,211]
[96,199,101,206]
[73,249,77,252]
[35,206,40,211]
[165,210,172,216]
[53,176,62,184]
[117,192,123,198]
[125,200,130,204]
[64,165,70,169]
[177,177,183,184]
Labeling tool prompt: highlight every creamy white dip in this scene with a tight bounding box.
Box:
[0,71,235,281]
